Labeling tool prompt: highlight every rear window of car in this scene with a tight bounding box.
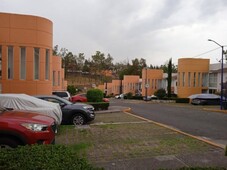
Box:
[52,92,68,97]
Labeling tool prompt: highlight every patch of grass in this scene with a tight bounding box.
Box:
[56,120,216,163]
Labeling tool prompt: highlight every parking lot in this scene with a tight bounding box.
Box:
[55,109,227,169]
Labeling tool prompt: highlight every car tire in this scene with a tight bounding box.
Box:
[72,114,85,125]
[0,137,20,149]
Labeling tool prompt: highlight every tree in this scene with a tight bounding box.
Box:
[167,58,172,98]
[154,88,166,99]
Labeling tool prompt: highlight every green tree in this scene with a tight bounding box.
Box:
[154,88,166,99]
[167,58,172,98]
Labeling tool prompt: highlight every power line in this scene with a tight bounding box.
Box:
[193,45,227,58]
[193,47,221,58]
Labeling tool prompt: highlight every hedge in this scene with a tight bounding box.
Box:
[0,144,103,170]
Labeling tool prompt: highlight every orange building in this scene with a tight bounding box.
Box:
[0,13,66,95]
[111,79,121,95]
[142,68,163,96]
[177,58,209,98]
[122,75,140,95]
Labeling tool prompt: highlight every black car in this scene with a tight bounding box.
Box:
[35,95,95,125]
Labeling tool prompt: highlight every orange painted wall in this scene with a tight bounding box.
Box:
[142,68,163,96]
[123,75,140,95]
[111,79,121,95]
[177,58,210,98]
[0,13,66,95]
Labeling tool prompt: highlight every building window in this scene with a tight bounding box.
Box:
[34,48,39,80]
[188,72,191,87]
[8,46,14,79]
[193,72,196,87]
[202,73,208,87]
[178,72,180,86]
[53,71,56,86]
[198,72,201,87]
[20,47,26,80]
[0,46,2,79]
[45,49,50,80]
[58,71,60,86]
[182,72,185,87]
[209,73,217,87]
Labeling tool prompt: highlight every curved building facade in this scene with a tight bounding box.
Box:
[177,58,210,98]
[0,12,65,95]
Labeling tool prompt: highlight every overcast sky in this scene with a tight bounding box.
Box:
[1,0,227,66]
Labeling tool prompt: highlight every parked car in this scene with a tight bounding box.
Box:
[189,93,221,105]
[35,95,95,125]
[52,91,71,101]
[0,94,62,125]
[0,106,56,149]
[143,95,158,101]
[70,93,109,103]
[115,94,124,99]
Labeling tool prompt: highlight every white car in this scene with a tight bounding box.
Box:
[115,94,124,99]
[0,94,62,125]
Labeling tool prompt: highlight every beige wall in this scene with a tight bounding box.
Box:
[142,68,163,96]
[111,79,121,95]
[123,75,140,95]
[0,13,66,95]
[177,58,210,98]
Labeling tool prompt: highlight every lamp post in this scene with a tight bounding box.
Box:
[208,39,224,110]
[145,68,148,101]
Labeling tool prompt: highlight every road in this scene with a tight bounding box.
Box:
[110,99,227,147]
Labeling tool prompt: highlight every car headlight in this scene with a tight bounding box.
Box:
[21,123,49,132]
[83,105,94,110]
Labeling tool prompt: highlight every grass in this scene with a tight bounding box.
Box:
[55,112,217,164]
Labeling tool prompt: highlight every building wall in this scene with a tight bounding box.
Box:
[142,68,163,96]
[52,55,67,91]
[177,58,210,98]
[0,12,65,95]
[123,75,140,95]
[111,79,121,95]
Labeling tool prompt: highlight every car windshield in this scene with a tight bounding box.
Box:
[55,96,72,105]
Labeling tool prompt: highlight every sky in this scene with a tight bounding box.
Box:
[1,0,227,66]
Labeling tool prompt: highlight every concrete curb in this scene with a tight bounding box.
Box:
[123,108,226,150]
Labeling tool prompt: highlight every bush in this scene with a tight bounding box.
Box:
[175,98,190,103]
[67,85,76,95]
[126,92,133,99]
[131,96,143,100]
[90,102,109,110]
[154,88,167,99]
[87,89,103,102]
[0,145,102,170]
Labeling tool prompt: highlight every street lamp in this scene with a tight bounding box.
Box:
[208,39,224,110]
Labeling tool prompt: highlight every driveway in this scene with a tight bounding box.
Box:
[110,99,227,147]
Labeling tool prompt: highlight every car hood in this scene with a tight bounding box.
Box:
[0,110,55,124]
[64,103,94,110]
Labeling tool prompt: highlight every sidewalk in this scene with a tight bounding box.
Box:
[94,106,227,169]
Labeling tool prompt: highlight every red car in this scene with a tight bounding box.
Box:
[70,93,109,103]
[0,107,56,148]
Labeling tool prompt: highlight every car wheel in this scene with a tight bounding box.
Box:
[0,138,20,149]
[72,114,85,125]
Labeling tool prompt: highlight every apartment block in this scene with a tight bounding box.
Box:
[0,13,66,95]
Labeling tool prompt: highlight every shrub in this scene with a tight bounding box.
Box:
[126,92,133,99]
[90,102,109,110]
[0,144,102,170]
[154,88,166,99]
[175,98,190,103]
[67,85,76,95]
[87,89,103,102]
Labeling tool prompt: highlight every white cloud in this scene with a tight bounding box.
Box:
[1,0,227,66]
